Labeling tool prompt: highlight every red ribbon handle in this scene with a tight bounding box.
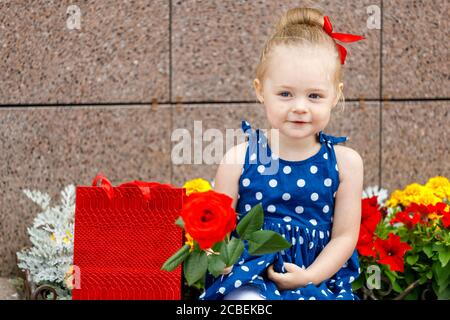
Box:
[322,15,365,65]
[92,173,176,201]
[92,173,115,199]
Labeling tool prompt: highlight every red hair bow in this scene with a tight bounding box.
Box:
[322,15,365,64]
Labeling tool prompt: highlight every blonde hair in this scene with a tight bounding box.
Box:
[255,7,346,112]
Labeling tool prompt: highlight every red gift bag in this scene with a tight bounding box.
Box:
[72,174,185,300]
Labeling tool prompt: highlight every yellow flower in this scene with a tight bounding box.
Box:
[50,234,56,242]
[428,213,442,220]
[425,176,450,200]
[386,183,441,207]
[185,233,194,252]
[183,178,212,196]
[66,230,73,239]
[63,237,70,244]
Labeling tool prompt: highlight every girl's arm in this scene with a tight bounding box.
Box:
[304,146,364,285]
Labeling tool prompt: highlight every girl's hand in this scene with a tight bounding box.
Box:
[267,263,312,291]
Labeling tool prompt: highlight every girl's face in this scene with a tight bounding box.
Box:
[254,44,341,140]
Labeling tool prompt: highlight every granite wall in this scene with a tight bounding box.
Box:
[0,0,448,276]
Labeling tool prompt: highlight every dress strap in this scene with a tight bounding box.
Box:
[318,131,349,146]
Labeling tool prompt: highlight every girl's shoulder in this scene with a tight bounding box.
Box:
[334,145,364,181]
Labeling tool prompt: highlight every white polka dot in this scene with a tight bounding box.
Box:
[282,193,291,200]
[295,206,304,214]
[319,231,324,239]
[269,179,278,187]
[234,280,242,288]
[242,178,250,187]
[244,121,250,126]
[323,205,330,213]
[291,237,296,245]
[241,266,249,272]
[245,204,251,211]
[297,179,306,187]
[250,153,257,161]
[323,153,328,160]
[283,166,292,174]
[324,178,332,187]
[333,192,337,198]
[335,164,339,171]
[238,259,245,265]
[283,216,292,223]
[219,287,226,294]
[327,231,330,237]
[257,165,265,173]
[312,230,316,238]
[252,275,258,280]
[257,260,265,265]
[310,165,318,174]
[321,290,328,296]
[309,296,316,300]
[349,276,355,283]
[309,219,317,226]
[299,236,304,244]
[311,193,319,201]
[255,192,263,200]
[267,205,276,213]
[275,290,281,296]
[309,242,314,249]
[286,224,291,231]
[298,297,305,300]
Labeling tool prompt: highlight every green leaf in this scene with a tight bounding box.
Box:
[207,254,226,278]
[175,216,185,229]
[406,254,419,266]
[161,244,191,272]
[432,261,450,288]
[226,237,245,266]
[351,274,364,291]
[423,245,434,258]
[247,230,291,255]
[236,203,264,239]
[184,250,208,286]
[436,247,450,267]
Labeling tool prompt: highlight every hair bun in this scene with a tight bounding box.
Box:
[275,7,324,33]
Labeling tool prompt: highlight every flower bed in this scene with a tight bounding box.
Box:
[14,177,450,300]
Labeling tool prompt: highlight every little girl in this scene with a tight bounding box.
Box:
[199,7,364,300]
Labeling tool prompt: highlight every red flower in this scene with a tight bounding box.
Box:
[181,190,237,250]
[442,212,450,228]
[374,233,412,272]
[360,196,382,235]
[405,203,430,223]
[390,211,422,229]
[356,228,377,258]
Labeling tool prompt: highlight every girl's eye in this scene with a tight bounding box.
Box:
[279,91,291,98]
[309,93,322,99]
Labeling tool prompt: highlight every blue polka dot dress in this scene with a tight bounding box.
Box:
[199,120,361,300]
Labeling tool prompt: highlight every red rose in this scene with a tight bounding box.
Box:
[181,190,237,250]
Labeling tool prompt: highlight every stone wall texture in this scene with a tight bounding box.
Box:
[0,0,448,276]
